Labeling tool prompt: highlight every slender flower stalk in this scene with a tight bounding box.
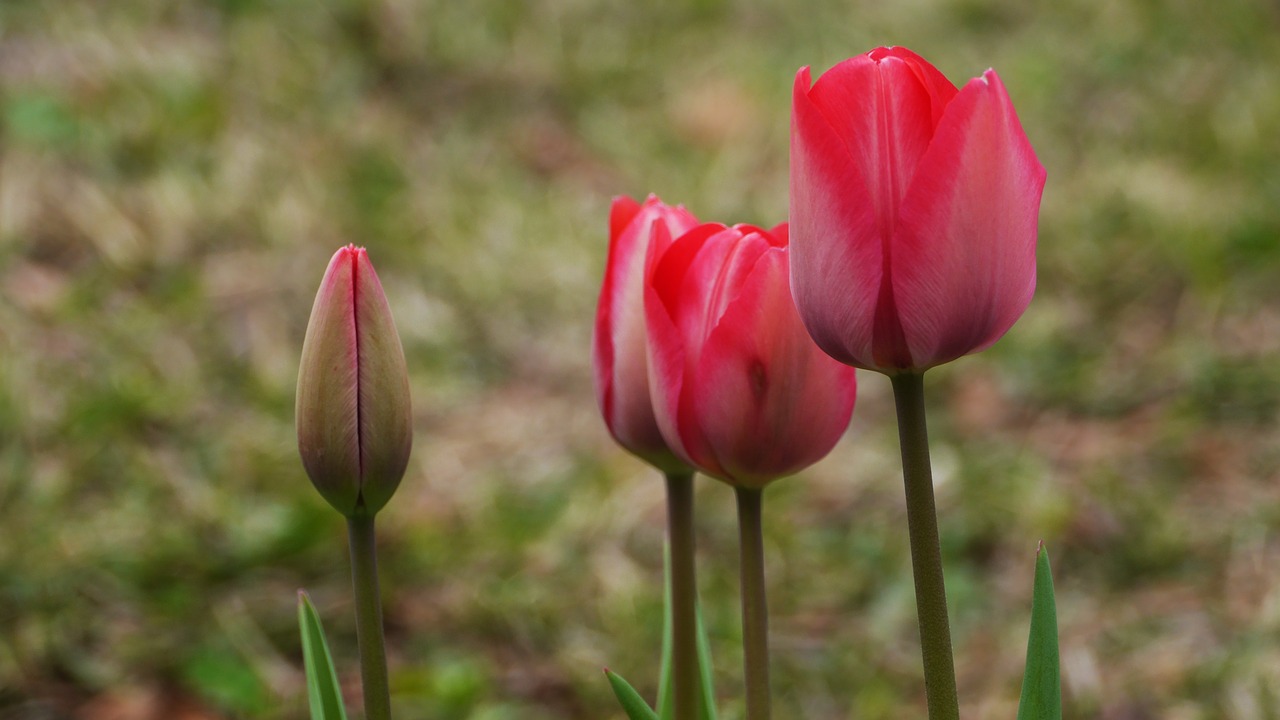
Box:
[666,471,698,720]
[891,372,958,720]
[735,487,770,720]
[348,512,392,720]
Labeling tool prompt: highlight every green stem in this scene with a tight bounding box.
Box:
[890,372,959,720]
[736,487,770,720]
[666,472,698,720]
[348,512,392,720]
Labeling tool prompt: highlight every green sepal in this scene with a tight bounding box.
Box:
[606,669,660,720]
[298,590,350,720]
[657,544,718,720]
[1016,543,1061,720]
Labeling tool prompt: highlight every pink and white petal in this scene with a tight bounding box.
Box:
[595,210,650,448]
[595,199,699,465]
[609,195,644,242]
[893,70,1045,368]
[790,66,883,368]
[594,198,644,426]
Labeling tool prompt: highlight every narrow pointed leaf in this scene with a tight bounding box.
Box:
[298,590,349,720]
[694,600,718,720]
[606,669,660,720]
[1016,543,1061,720]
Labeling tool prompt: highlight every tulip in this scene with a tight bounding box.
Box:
[790,46,1046,373]
[593,195,704,720]
[593,195,700,473]
[646,221,856,720]
[645,222,857,488]
[296,244,412,518]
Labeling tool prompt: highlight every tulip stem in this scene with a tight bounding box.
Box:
[890,372,959,720]
[735,486,771,720]
[348,512,392,720]
[666,471,699,720]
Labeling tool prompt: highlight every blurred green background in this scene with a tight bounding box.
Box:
[2,0,1280,717]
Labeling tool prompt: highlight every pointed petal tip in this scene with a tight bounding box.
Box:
[794,65,812,88]
[609,195,645,240]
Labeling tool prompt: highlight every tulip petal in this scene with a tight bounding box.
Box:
[692,245,856,486]
[352,248,413,514]
[645,223,733,473]
[296,247,362,513]
[868,47,961,129]
[789,66,883,368]
[893,70,1045,368]
[594,196,698,471]
[609,194,644,242]
[808,53,951,231]
[594,197,656,455]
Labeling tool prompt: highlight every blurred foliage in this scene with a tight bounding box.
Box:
[1,0,1280,718]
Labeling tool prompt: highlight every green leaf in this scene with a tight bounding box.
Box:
[298,590,350,720]
[1017,543,1061,720]
[658,544,673,720]
[695,601,718,720]
[606,669,660,720]
[656,543,718,720]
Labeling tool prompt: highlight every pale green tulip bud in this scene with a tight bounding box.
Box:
[296,245,412,517]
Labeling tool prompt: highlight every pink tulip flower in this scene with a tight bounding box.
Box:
[645,222,857,488]
[790,46,1046,373]
[297,245,412,517]
[593,195,700,472]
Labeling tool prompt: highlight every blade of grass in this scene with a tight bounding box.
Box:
[606,669,660,720]
[1016,542,1061,720]
[298,590,349,720]
[694,594,718,720]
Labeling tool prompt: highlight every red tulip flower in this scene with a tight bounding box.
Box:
[645,222,857,488]
[593,195,700,472]
[296,245,412,517]
[790,46,1046,373]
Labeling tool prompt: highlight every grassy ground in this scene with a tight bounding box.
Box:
[3,0,1280,718]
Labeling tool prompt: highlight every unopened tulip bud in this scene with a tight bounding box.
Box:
[296,245,412,517]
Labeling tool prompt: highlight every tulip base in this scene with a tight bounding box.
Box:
[891,372,959,720]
